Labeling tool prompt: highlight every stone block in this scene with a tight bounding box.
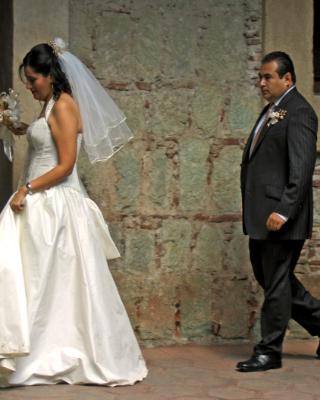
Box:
[148,89,193,136]
[223,222,251,275]
[113,146,141,212]
[124,229,155,272]
[160,11,197,79]
[179,271,214,341]
[93,12,136,81]
[133,9,163,81]
[68,1,93,64]
[179,137,210,211]
[109,92,152,136]
[193,2,247,82]
[211,146,242,213]
[192,86,223,136]
[228,86,261,134]
[193,223,223,272]
[135,272,181,344]
[160,219,192,271]
[146,148,172,210]
[212,276,251,339]
[138,293,176,343]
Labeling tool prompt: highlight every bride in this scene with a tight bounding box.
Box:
[0,38,147,386]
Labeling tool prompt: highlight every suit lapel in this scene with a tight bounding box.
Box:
[242,103,270,162]
[248,107,276,159]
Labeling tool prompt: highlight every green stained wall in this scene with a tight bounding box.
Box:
[73,0,263,345]
[11,0,320,346]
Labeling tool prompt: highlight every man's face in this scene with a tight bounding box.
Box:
[258,61,292,103]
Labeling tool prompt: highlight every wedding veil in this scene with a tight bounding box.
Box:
[51,38,133,163]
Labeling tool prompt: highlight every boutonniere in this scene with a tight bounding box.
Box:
[267,109,287,127]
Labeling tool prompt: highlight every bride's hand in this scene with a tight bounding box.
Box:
[0,117,27,135]
[10,187,28,213]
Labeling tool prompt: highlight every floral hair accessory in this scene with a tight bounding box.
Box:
[267,109,287,127]
[48,38,67,56]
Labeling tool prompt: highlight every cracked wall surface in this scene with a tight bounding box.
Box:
[71,0,264,345]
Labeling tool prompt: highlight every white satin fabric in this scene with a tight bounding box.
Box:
[0,99,147,386]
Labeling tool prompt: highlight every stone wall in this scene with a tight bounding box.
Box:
[70,0,264,346]
[9,0,320,346]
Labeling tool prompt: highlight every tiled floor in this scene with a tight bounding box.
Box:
[0,340,319,399]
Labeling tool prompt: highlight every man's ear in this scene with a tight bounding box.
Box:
[283,72,293,86]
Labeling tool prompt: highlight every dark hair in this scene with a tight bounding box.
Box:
[19,43,72,99]
[261,51,296,83]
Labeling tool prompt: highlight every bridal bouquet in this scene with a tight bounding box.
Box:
[0,89,21,127]
[0,89,20,162]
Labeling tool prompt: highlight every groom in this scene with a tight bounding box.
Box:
[238,51,320,372]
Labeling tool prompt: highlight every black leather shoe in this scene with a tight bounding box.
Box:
[316,341,320,358]
[236,354,282,372]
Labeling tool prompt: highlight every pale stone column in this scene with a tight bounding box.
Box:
[264,0,320,147]
[0,0,13,208]
[12,0,69,187]
[265,0,320,339]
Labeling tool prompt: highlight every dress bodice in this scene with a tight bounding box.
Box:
[25,98,83,192]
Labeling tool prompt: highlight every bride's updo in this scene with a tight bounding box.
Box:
[19,43,72,99]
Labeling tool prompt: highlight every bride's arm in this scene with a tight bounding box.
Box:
[10,97,79,213]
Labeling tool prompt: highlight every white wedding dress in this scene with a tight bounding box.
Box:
[0,99,147,386]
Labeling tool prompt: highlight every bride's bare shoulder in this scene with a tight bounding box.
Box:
[54,93,77,114]
[55,93,78,110]
[51,93,82,131]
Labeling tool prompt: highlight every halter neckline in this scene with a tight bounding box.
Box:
[45,97,55,121]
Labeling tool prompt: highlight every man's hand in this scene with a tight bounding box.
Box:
[266,212,286,231]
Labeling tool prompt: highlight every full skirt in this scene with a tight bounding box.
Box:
[0,186,147,386]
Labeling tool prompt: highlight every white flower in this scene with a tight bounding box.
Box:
[267,108,287,127]
[53,37,67,51]
[0,89,21,128]
[0,89,21,162]
[49,37,67,55]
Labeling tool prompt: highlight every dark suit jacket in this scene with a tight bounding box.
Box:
[241,88,318,240]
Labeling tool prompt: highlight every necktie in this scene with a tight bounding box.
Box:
[249,103,274,157]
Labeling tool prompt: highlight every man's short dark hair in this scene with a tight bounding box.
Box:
[261,51,296,84]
